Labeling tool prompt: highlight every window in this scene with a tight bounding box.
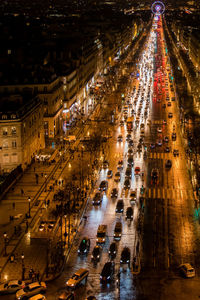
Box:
[3,154,9,163]
[3,141,8,149]
[2,128,8,135]
[11,127,16,135]
[12,141,17,148]
[8,49,11,55]
[2,115,7,120]
[11,153,18,163]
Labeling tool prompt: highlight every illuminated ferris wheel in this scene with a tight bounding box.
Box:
[151,1,165,15]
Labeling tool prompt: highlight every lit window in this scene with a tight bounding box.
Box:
[12,141,17,148]
[8,49,11,55]
[3,128,8,135]
[3,141,8,149]
[11,127,16,135]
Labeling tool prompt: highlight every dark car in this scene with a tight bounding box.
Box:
[117,135,123,142]
[92,192,102,205]
[165,159,172,169]
[127,157,134,167]
[109,242,117,258]
[125,168,132,179]
[111,188,118,198]
[107,170,113,179]
[128,139,134,147]
[126,134,132,141]
[126,207,133,220]
[172,132,176,141]
[99,180,108,191]
[128,149,133,156]
[78,237,90,255]
[164,136,169,143]
[164,146,170,153]
[91,245,102,262]
[120,247,131,266]
[116,199,124,213]
[100,262,115,283]
[151,169,159,185]
[173,149,179,157]
[124,179,131,190]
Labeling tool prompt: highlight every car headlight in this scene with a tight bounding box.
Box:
[103,238,105,241]
[107,276,110,279]
[78,249,80,252]
[119,234,121,236]
[97,255,100,258]
[120,260,122,262]
[100,276,102,279]
[96,239,98,241]
[127,260,129,262]
[84,249,87,253]
[109,251,111,253]
[114,251,116,253]
[91,255,93,258]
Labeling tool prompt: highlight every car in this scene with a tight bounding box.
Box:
[118,160,123,167]
[157,127,162,133]
[86,297,97,300]
[167,102,171,106]
[127,156,134,167]
[128,149,133,156]
[0,280,25,295]
[114,222,122,240]
[172,132,176,141]
[164,136,169,143]
[92,192,102,205]
[173,149,179,157]
[120,120,124,126]
[29,295,46,300]
[116,199,124,213]
[100,262,115,283]
[16,282,47,300]
[164,146,170,153]
[120,247,131,266]
[179,263,195,278]
[99,180,108,191]
[156,139,162,146]
[150,143,155,149]
[58,291,74,299]
[78,237,90,255]
[107,170,113,179]
[66,268,89,288]
[103,160,109,169]
[165,159,172,169]
[111,188,118,198]
[114,172,121,182]
[126,134,132,141]
[151,168,159,185]
[168,112,173,118]
[163,119,167,125]
[162,104,166,108]
[109,242,117,258]
[171,97,175,101]
[128,139,134,147]
[91,245,102,262]
[126,207,133,220]
[134,166,140,175]
[117,135,123,142]
[130,190,137,202]
[124,179,131,190]
[125,167,132,179]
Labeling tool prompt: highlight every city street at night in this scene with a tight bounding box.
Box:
[1,1,200,300]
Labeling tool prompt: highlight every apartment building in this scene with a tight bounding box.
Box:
[0,95,44,173]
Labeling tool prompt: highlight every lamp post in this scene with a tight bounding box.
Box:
[3,232,7,256]
[21,253,25,280]
[45,174,47,192]
[28,197,31,218]
[64,214,67,245]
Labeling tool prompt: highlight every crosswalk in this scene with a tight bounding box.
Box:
[145,188,194,200]
[148,152,172,159]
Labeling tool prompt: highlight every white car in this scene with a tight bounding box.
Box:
[66,268,89,289]
[0,280,25,295]
[16,282,46,300]
[157,127,162,133]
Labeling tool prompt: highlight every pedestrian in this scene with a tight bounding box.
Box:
[47,199,50,207]
[21,188,24,195]
[12,202,15,209]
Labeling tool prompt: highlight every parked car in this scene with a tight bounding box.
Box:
[100,262,115,283]
[66,268,89,288]
[78,237,90,255]
[0,280,25,295]
[151,169,159,185]
[16,282,46,300]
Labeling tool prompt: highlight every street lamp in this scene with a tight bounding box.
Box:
[64,214,67,245]
[3,232,7,256]
[21,253,25,280]
[28,197,31,218]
